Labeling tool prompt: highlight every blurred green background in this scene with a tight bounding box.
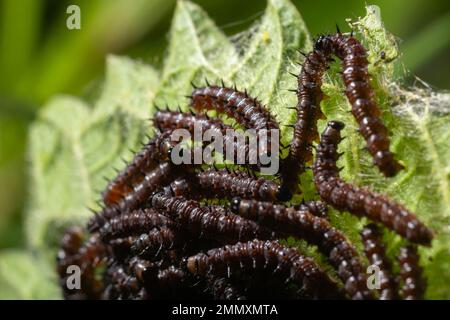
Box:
[0,0,449,249]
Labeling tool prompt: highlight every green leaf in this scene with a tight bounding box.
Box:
[0,250,60,299]
[26,56,156,254]
[94,55,160,119]
[23,0,449,299]
[390,85,450,299]
[154,0,311,138]
[319,5,450,298]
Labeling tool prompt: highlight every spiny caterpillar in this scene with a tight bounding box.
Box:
[57,28,433,300]
[190,85,279,131]
[101,130,178,207]
[98,209,173,241]
[398,246,426,300]
[280,31,403,201]
[186,239,343,299]
[150,192,275,244]
[230,198,373,299]
[313,121,433,245]
[192,167,280,201]
[89,162,184,232]
[314,33,403,176]
[360,224,398,299]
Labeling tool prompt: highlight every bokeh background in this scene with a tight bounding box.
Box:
[1,0,449,249]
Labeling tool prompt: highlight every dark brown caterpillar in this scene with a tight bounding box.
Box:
[280,32,403,201]
[108,236,137,261]
[186,240,343,299]
[150,192,275,244]
[89,161,185,232]
[190,86,279,170]
[360,223,398,299]
[98,209,173,241]
[296,200,329,219]
[103,264,141,300]
[57,233,108,299]
[151,266,197,298]
[398,246,426,299]
[102,130,178,207]
[207,276,246,300]
[230,198,372,299]
[131,227,181,258]
[129,257,204,299]
[154,110,233,132]
[119,161,180,211]
[129,256,159,285]
[314,33,403,176]
[57,233,106,276]
[193,168,280,201]
[279,44,330,201]
[162,178,195,197]
[313,121,433,245]
[59,226,84,256]
[190,85,279,131]
[57,226,85,299]
[59,27,435,300]
[154,110,266,169]
[157,266,186,288]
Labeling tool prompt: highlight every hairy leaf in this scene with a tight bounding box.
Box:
[0,250,60,299]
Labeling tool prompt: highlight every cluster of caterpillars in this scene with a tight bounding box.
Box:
[57,30,432,300]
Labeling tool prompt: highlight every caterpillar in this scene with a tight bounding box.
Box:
[279,43,330,201]
[154,110,233,132]
[156,168,281,215]
[313,121,433,245]
[154,110,267,169]
[150,192,275,244]
[314,33,403,176]
[190,85,279,131]
[207,276,246,300]
[193,168,280,201]
[57,234,107,276]
[118,161,180,211]
[154,266,200,298]
[102,130,179,207]
[57,234,108,299]
[59,27,435,300]
[131,227,181,258]
[57,227,87,299]
[295,200,329,219]
[59,226,84,256]
[88,161,185,232]
[103,264,141,300]
[162,178,195,197]
[186,240,343,299]
[108,236,137,261]
[129,256,159,285]
[360,223,398,299]
[157,266,186,289]
[280,32,404,200]
[190,86,279,170]
[398,246,426,300]
[98,209,174,241]
[129,257,202,299]
[230,198,372,299]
